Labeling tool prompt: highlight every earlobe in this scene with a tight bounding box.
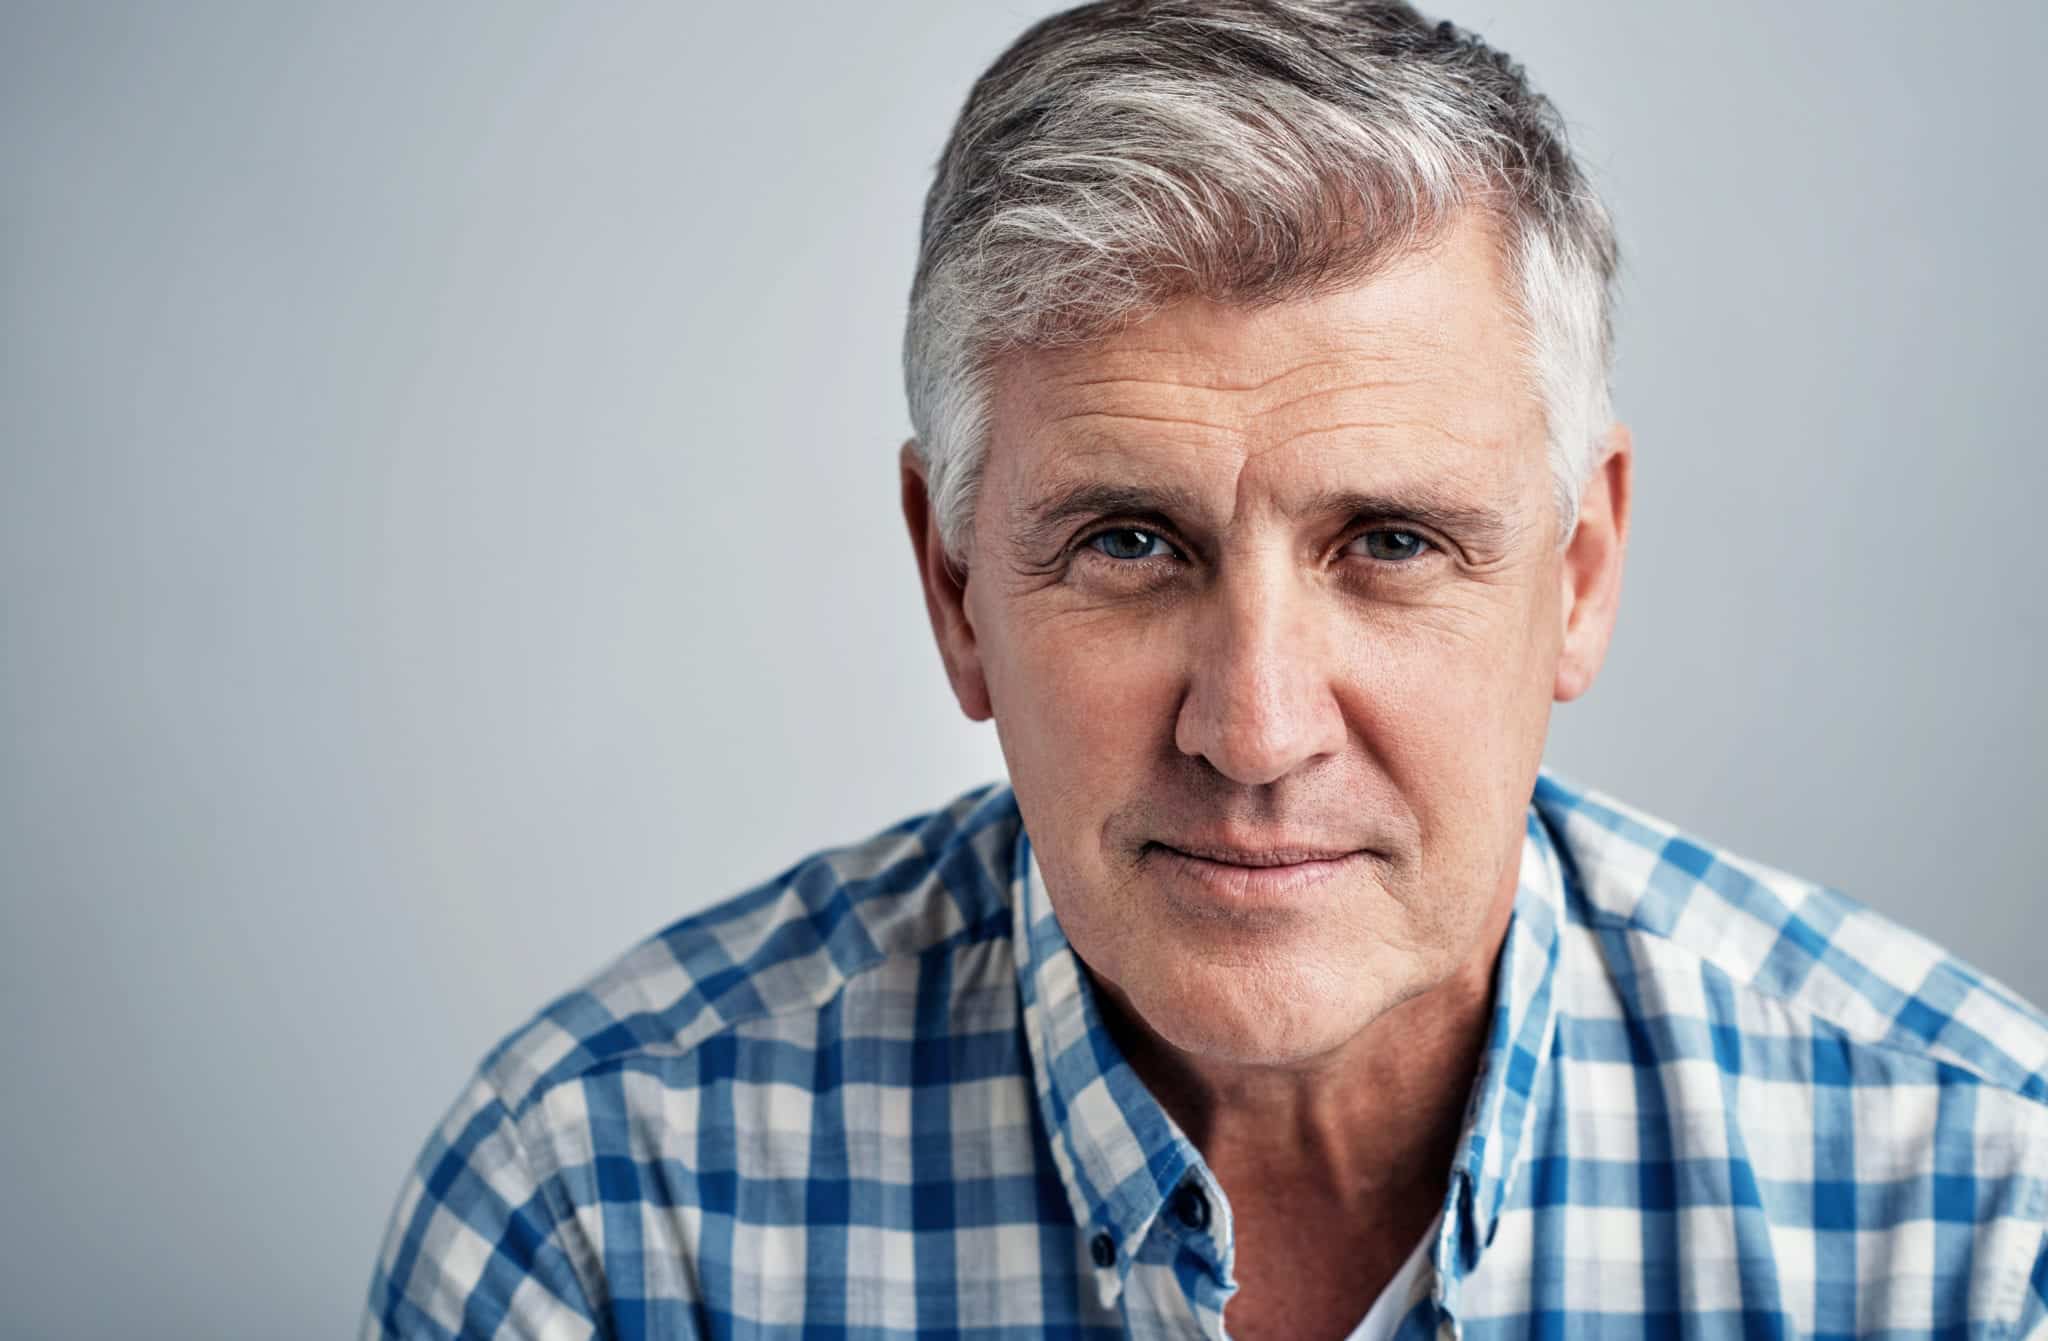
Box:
[899,441,994,721]
[1553,424,1633,704]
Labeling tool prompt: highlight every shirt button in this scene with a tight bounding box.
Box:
[1172,1182,1211,1232]
[1089,1231,1117,1267]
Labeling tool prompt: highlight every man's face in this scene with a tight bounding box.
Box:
[904,210,1628,1070]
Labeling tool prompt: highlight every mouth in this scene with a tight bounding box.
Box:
[1156,841,1363,867]
[1145,840,1369,906]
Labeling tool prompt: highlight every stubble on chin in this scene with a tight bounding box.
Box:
[1078,857,1443,1064]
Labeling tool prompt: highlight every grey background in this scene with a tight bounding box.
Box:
[3,1,2042,1333]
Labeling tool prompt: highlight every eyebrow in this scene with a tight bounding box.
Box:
[1011,482,1212,556]
[1010,480,1521,559]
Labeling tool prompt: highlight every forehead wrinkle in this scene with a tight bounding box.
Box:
[1058,353,1397,396]
[1263,415,1510,461]
[1047,408,1240,435]
[1032,425,1248,503]
[1247,375,1435,424]
[1038,337,1465,417]
[1029,380,1526,488]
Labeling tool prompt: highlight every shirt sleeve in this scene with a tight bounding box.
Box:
[360,1072,608,1340]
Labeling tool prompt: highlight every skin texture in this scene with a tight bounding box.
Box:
[900,210,1631,1339]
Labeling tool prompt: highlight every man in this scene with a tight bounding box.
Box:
[364,2,2048,1337]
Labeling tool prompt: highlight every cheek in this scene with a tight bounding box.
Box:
[1013,612,1166,709]
[1339,597,1546,733]
[981,605,1182,816]
[984,619,1180,980]
[1335,592,1561,854]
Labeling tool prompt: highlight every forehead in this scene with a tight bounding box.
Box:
[983,212,1547,520]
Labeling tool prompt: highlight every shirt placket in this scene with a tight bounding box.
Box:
[1118,1168,1232,1338]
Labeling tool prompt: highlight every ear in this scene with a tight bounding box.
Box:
[899,440,993,721]
[1554,423,1633,703]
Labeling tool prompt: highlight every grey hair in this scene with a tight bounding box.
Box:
[902,0,1618,564]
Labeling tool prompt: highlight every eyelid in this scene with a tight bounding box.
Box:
[1347,521,1438,550]
[1074,520,1188,561]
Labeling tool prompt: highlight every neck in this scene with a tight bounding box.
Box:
[1098,899,1511,1210]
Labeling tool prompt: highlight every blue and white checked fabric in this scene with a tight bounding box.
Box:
[364,771,2048,1339]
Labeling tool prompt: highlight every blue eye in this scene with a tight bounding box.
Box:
[1355,529,1431,561]
[1087,527,1174,561]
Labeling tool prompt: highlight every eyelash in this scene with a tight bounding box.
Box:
[1075,525,1437,569]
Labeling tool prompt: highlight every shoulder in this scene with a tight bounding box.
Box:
[363,782,1030,1334]
[1532,768,2048,1103]
[472,779,1026,1122]
[1528,771,2048,1328]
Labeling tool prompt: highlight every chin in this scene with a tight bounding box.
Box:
[1116,949,1407,1071]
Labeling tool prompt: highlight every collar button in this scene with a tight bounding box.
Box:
[1089,1231,1117,1268]
[1172,1182,1211,1232]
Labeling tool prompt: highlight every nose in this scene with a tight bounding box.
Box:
[1173,560,1348,786]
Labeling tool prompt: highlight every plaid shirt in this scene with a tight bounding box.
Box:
[364,771,2048,1339]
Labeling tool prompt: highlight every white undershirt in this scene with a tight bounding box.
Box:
[1339,1213,1440,1341]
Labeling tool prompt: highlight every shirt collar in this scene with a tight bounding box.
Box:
[1006,776,1571,1305]
[1439,795,1569,1293]
[1009,825,1204,1305]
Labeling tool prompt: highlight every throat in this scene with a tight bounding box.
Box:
[1222,1182,1443,1341]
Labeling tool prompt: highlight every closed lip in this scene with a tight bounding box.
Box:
[1153,840,1364,868]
